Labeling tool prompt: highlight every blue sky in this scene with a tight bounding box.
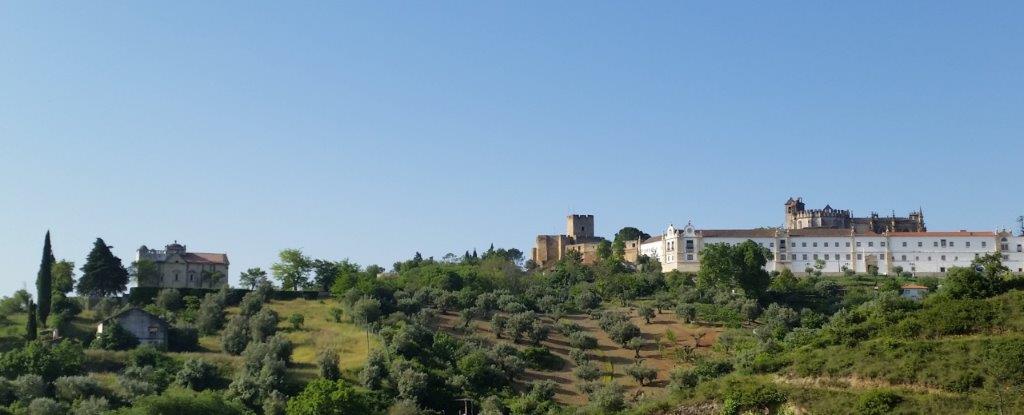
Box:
[2,2,1022,294]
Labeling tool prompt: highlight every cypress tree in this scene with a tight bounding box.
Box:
[25,300,37,340]
[36,231,55,328]
[77,238,129,298]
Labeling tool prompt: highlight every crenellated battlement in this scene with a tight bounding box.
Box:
[785,197,925,233]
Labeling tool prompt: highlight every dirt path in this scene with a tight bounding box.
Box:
[772,374,958,397]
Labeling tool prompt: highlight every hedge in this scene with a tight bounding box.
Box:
[127,287,323,306]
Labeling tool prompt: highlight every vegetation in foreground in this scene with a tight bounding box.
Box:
[1,230,1024,414]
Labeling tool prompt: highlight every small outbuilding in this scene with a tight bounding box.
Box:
[900,284,929,301]
[96,307,170,346]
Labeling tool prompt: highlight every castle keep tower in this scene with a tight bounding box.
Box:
[532,214,606,267]
[567,214,595,240]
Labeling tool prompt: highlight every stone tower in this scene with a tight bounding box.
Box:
[566,214,595,241]
[784,197,806,229]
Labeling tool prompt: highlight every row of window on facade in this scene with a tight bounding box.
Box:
[780,239,989,249]
[780,252,988,262]
[719,239,1007,251]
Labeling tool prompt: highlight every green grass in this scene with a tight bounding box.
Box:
[1,297,377,389]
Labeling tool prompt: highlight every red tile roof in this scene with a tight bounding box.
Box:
[889,231,994,237]
[700,229,779,238]
[183,253,229,265]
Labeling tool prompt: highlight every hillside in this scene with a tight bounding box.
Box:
[2,248,1024,414]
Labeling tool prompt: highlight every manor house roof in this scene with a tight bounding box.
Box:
[139,249,229,265]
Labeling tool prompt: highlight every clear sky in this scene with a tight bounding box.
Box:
[2,2,1022,294]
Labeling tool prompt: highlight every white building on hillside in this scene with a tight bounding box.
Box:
[640,222,1024,276]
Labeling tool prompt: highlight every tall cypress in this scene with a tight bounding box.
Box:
[25,300,37,340]
[36,231,55,328]
[77,238,129,298]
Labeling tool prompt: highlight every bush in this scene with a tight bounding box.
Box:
[573,361,600,381]
[117,371,161,399]
[175,358,221,391]
[119,388,249,415]
[286,379,373,415]
[196,294,225,335]
[266,334,294,365]
[718,376,787,415]
[167,325,199,352]
[0,340,85,381]
[693,359,733,380]
[556,321,582,336]
[27,397,65,415]
[568,331,597,350]
[71,396,109,415]
[13,374,47,402]
[92,322,139,350]
[626,361,657,386]
[569,348,588,365]
[669,367,698,390]
[317,349,341,381]
[128,345,176,369]
[54,375,103,402]
[221,316,250,355]
[856,390,902,415]
[521,347,563,371]
[586,382,625,412]
[606,321,641,347]
[263,389,288,415]
[155,289,183,311]
[526,320,550,345]
[238,291,265,317]
[288,313,305,330]
[489,314,508,338]
[249,308,279,342]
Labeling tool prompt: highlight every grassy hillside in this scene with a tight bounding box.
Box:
[0,296,376,391]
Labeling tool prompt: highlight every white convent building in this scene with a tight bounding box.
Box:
[640,198,1024,276]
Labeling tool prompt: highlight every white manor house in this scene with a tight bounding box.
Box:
[640,198,1024,276]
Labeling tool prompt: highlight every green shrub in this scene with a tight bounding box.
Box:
[26,397,65,415]
[669,367,698,390]
[718,377,787,415]
[175,358,222,391]
[53,375,103,402]
[92,323,139,350]
[288,313,305,330]
[167,326,199,352]
[573,361,600,381]
[71,396,109,415]
[856,390,901,415]
[119,388,249,415]
[13,374,47,402]
[221,316,249,355]
[569,331,597,350]
[521,347,563,371]
[286,379,373,415]
[0,340,85,381]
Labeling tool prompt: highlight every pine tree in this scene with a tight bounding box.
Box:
[36,231,55,328]
[25,300,37,340]
[77,238,129,298]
